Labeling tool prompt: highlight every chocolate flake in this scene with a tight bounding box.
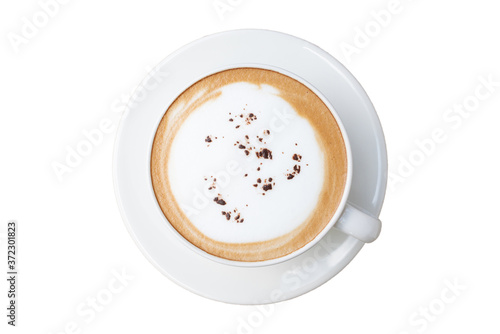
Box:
[257,178,261,183]
[205,136,212,143]
[256,148,273,160]
[206,176,218,191]
[213,197,226,205]
[235,125,240,129]
[238,144,246,149]
[263,184,273,191]
[285,155,303,180]
[286,165,302,180]
[245,113,258,124]
[244,150,250,156]
[221,208,244,223]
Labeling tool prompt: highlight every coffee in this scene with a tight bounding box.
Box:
[151,68,347,262]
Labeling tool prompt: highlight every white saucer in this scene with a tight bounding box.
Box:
[113,29,387,305]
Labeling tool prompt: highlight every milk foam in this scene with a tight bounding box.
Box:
[167,82,324,243]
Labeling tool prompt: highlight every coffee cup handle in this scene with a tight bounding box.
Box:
[334,203,382,243]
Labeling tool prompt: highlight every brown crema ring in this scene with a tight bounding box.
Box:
[151,68,348,262]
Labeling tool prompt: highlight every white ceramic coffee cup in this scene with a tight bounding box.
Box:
[154,64,382,267]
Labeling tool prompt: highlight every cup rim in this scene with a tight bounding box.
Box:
[146,63,354,268]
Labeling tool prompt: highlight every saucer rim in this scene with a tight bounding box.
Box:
[113,29,387,304]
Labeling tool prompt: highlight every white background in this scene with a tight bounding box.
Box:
[1,0,499,333]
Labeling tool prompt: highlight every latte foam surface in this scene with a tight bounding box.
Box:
[168,81,324,243]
